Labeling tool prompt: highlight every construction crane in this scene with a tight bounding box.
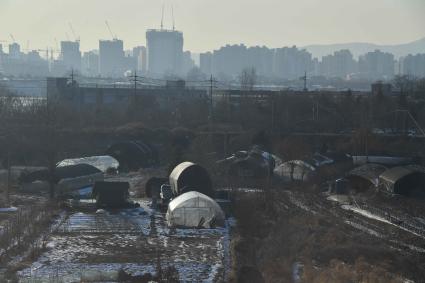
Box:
[172,5,175,30]
[0,40,7,50]
[161,5,164,30]
[54,37,59,50]
[300,71,308,92]
[68,23,80,42]
[0,40,6,52]
[105,21,117,40]
[21,48,61,60]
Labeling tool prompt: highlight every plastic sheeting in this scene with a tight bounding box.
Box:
[57,156,119,173]
[274,160,316,182]
[166,191,225,228]
[169,162,213,197]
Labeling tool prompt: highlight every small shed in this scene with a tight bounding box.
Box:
[166,191,225,228]
[379,165,425,197]
[273,160,316,182]
[92,181,134,208]
[169,162,213,198]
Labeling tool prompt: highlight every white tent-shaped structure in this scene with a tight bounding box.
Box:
[166,191,225,228]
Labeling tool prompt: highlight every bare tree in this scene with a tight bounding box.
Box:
[239,67,257,91]
[41,97,66,199]
[393,75,415,96]
[186,67,207,82]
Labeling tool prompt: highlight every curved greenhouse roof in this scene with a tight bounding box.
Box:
[166,191,225,228]
[57,155,119,173]
[347,163,387,187]
[169,162,213,197]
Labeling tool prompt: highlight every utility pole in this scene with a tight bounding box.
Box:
[161,5,165,30]
[316,101,319,121]
[128,71,140,119]
[70,69,74,84]
[208,75,217,146]
[312,100,319,121]
[208,75,218,122]
[70,69,77,99]
[132,70,139,102]
[6,151,10,207]
[300,71,308,92]
[271,93,275,130]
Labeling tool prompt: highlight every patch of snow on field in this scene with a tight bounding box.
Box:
[19,263,156,282]
[18,199,232,282]
[341,205,424,238]
[345,220,381,237]
[326,194,351,205]
[285,191,317,214]
[0,207,18,212]
[292,262,304,283]
[62,208,151,235]
[342,205,394,225]
[415,217,425,226]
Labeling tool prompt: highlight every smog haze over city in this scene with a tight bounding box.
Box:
[1,0,425,51]
[1,1,425,282]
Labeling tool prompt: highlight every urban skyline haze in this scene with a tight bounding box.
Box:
[1,0,424,52]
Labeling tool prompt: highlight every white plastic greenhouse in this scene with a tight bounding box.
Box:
[166,191,225,228]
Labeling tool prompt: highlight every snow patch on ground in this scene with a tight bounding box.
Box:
[285,191,317,214]
[0,207,18,212]
[345,220,381,237]
[18,199,232,282]
[341,205,425,239]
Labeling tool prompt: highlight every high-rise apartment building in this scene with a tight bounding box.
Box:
[99,39,125,77]
[358,50,395,80]
[60,41,82,72]
[146,29,183,76]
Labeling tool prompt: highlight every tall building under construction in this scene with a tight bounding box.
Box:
[146,29,183,76]
[60,41,81,72]
[99,39,125,77]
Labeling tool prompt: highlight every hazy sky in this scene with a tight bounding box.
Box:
[0,0,424,53]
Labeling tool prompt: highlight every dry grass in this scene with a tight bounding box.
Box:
[231,191,425,283]
[303,258,405,283]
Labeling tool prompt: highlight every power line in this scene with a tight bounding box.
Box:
[128,70,141,101]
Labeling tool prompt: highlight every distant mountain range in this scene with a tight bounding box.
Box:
[303,37,425,59]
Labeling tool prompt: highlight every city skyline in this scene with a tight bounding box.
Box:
[1,0,424,53]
